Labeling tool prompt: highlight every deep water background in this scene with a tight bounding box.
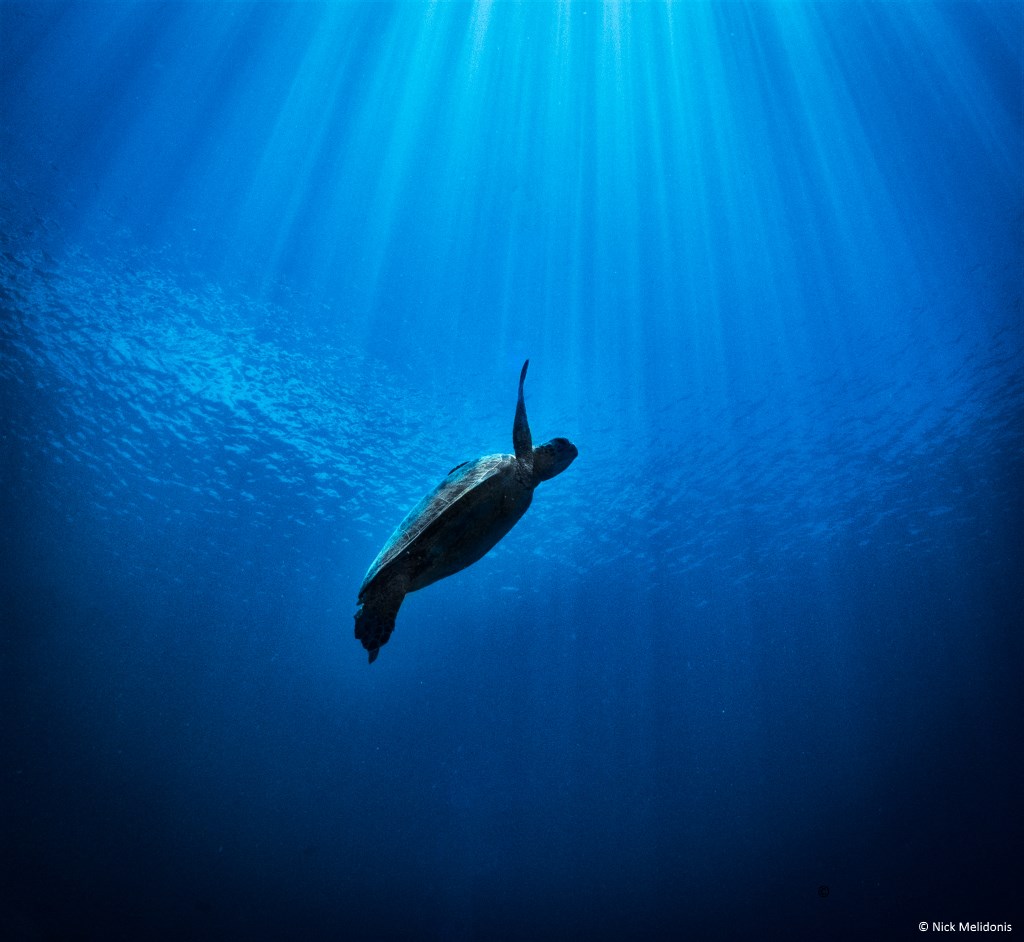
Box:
[2,3,1022,940]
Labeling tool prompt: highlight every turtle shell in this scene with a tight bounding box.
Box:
[359,453,518,595]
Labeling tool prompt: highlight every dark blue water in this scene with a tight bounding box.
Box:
[2,3,1022,940]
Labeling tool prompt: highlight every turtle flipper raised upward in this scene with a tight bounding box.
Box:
[513,359,533,472]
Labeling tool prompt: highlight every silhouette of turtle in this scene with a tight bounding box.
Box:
[354,360,578,663]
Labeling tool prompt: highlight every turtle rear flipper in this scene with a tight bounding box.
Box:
[354,576,407,663]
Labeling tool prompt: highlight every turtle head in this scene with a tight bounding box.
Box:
[531,437,578,484]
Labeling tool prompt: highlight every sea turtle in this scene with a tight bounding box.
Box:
[354,360,578,663]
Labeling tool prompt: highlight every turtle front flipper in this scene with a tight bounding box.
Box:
[513,359,533,473]
[354,574,408,663]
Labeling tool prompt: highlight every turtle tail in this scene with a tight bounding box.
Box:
[354,579,407,664]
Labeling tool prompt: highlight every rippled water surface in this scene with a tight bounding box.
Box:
[2,2,1022,940]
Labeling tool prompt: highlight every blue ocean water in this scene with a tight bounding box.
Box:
[1,2,1021,939]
